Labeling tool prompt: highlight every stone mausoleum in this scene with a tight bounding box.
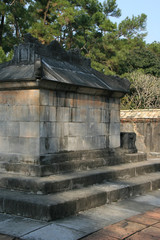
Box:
[0,34,130,177]
[2,35,159,222]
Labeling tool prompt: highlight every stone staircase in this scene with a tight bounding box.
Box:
[0,150,160,221]
[0,150,146,177]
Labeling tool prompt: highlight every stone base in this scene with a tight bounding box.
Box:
[0,155,159,221]
[0,148,146,177]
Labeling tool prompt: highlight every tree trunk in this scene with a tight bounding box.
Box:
[14,16,20,38]
[68,24,73,49]
[0,15,5,47]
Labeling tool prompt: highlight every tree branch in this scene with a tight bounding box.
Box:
[10,0,16,6]
[44,0,50,24]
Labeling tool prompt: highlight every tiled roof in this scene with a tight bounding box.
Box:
[0,34,130,95]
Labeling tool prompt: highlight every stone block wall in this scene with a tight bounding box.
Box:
[39,89,120,154]
[0,90,40,157]
[0,89,121,159]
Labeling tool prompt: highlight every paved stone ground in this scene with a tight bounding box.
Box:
[81,208,160,240]
[0,189,160,240]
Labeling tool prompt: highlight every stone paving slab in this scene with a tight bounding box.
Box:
[111,198,157,212]
[0,215,48,238]
[22,224,85,240]
[1,190,160,240]
[55,205,139,235]
[81,208,160,240]
[134,194,160,206]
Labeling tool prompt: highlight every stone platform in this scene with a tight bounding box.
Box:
[1,183,160,240]
[0,152,160,221]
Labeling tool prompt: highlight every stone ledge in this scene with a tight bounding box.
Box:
[121,118,160,123]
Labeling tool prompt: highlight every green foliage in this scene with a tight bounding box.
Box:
[0,0,160,112]
[0,47,7,63]
[0,0,149,56]
[116,47,160,76]
[0,0,33,52]
[103,0,121,17]
[118,14,147,39]
[0,47,13,63]
[28,0,145,53]
[147,41,160,57]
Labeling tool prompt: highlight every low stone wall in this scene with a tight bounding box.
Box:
[120,110,160,153]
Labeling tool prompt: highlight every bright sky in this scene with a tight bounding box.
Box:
[101,0,160,44]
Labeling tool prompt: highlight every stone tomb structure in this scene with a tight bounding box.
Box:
[0,35,130,177]
[1,36,160,222]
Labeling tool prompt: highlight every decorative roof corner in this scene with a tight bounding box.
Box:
[16,33,91,67]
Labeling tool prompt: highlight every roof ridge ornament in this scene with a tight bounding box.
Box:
[11,33,91,67]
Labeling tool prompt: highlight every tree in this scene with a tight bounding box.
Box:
[84,7,147,75]
[118,14,147,39]
[0,0,33,52]
[121,71,160,109]
[147,41,160,57]
[87,18,147,76]
[116,47,160,76]
[26,0,125,53]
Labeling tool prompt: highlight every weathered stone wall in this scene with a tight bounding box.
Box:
[40,89,120,154]
[0,90,40,156]
[120,110,160,153]
[0,89,120,158]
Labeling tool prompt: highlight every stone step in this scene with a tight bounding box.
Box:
[0,171,160,221]
[0,152,147,177]
[0,159,160,194]
[0,158,113,177]
[0,150,111,164]
[40,149,113,165]
[39,151,147,165]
